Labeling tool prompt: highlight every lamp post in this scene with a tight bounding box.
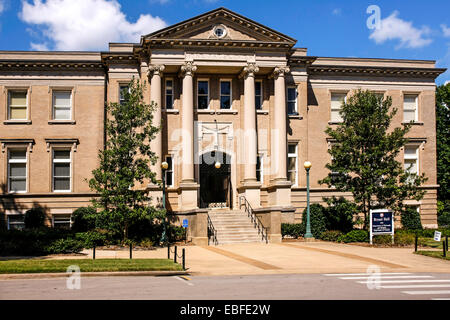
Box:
[160,161,169,245]
[304,161,314,239]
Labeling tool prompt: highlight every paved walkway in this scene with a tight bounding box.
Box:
[6,241,447,276]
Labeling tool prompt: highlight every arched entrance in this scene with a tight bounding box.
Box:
[199,151,232,209]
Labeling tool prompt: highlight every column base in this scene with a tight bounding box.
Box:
[268,179,292,207]
[178,181,200,210]
[147,183,163,208]
[238,181,261,208]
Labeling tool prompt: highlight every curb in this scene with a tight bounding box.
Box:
[0,270,189,280]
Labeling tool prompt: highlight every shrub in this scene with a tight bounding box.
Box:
[337,230,369,243]
[71,207,97,232]
[400,207,423,230]
[46,238,84,254]
[373,234,393,245]
[394,230,415,246]
[168,225,186,242]
[139,238,154,248]
[323,197,357,233]
[301,204,327,238]
[24,208,45,229]
[281,223,305,239]
[319,230,343,242]
[75,230,107,248]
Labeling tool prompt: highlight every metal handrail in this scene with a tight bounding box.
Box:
[239,195,268,244]
[207,214,218,245]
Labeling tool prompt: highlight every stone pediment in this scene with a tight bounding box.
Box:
[142,7,297,47]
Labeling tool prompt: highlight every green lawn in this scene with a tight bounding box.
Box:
[415,251,450,261]
[0,259,183,274]
[419,238,446,249]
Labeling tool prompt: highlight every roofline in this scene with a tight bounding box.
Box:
[314,56,437,64]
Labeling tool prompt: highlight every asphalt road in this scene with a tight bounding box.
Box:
[1,272,450,300]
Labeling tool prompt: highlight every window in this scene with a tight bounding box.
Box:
[287,86,298,115]
[52,91,72,120]
[165,155,173,187]
[331,93,347,122]
[165,80,174,109]
[197,80,209,109]
[220,80,232,109]
[256,155,263,183]
[52,215,72,230]
[288,144,298,186]
[403,94,418,122]
[8,149,27,193]
[7,215,25,230]
[255,81,263,110]
[119,85,130,105]
[53,149,71,192]
[404,145,419,178]
[8,91,27,120]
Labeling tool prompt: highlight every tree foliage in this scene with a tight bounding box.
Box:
[88,79,164,240]
[319,90,427,229]
[436,84,450,227]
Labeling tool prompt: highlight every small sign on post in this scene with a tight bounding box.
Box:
[370,209,394,245]
[434,231,442,242]
[182,219,188,244]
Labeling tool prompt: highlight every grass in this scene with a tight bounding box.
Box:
[415,251,450,261]
[0,259,183,274]
[418,238,445,249]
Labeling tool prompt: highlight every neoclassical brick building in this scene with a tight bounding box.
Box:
[0,8,445,244]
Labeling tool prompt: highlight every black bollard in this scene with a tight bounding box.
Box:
[415,234,418,252]
[130,243,132,260]
[93,244,96,260]
[443,241,446,258]
[168,244,170,259]
[182,248,186,271]
[174,246,177,264]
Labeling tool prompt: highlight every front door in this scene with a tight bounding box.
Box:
[199,151,232,209]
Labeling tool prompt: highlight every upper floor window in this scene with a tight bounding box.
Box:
[331,93,347,122]
[8,149,27,193]
[287,86,298,115]
[288,144,298,186]
[255,81,263,110]
[8,91,27,120]
[52,91,72,120]
[119,85,130,105]
[53,149,71,192]
[165,80,174,109]
[256,155,263,183]
[165,155,173,187]
[220,80,232,109]
[403,94,418,122]
[404,145,419,177]
[197,80,209,109]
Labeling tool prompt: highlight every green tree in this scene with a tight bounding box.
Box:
[319,90,427,230]
[88,79,164,241]
[436,83,450,227]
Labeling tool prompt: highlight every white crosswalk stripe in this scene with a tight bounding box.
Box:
[324,273,450,300]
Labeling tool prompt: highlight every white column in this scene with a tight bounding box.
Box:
[148,64,165,182]
[272,66,290,181]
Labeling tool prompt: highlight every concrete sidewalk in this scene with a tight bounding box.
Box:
[4,241,447,277]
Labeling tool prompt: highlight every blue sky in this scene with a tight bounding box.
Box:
[0,0,449,83]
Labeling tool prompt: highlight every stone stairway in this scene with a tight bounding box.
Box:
[207,209,265,245]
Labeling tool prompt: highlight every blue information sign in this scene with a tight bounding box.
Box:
[370,209,394,244]
[182,219,188,228]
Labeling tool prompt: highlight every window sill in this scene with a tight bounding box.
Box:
[402,121,424,126]
[163,109,179,114]
[3,120,32,125]
[257,110,269,115]
[48,120,76,125]
[196,109,215,114]
[288,114,303,120]
[328,121,343,125]
[216,109,238,115]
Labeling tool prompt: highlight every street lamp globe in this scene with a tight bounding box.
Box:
[215,161,221,169]
[161,161,169,170]
[304,161,312,170]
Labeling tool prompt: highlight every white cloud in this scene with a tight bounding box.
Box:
[332,8,341,16]
[0,0,4,14]
[441,24,450,38]
[19,0,167,51]
[30,42,49,51]
[369,11,432,49]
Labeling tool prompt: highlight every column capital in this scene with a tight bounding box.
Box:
[148,64,165,78]
[239,63,259,79]
[270,66,290,79]
[179,61,197,77]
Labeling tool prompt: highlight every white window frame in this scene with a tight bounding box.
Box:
[286,86,298,115]
[404,144,419,176]
[165,155,174,188]
[219,79,232,110]
[197,79,210,110]
[7,214,25,231]
[52,91,72,120]
[256,154,264,183]
[7,148,28,194]
[330,92,347,123]
[403,94,418,123]
[119,84,130,105]
[255,80,263,110]
[52,148,72,193]
[288,144,298,187]
[8,90,28,120]
[165,78,174,109]
[52,214,72,229]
